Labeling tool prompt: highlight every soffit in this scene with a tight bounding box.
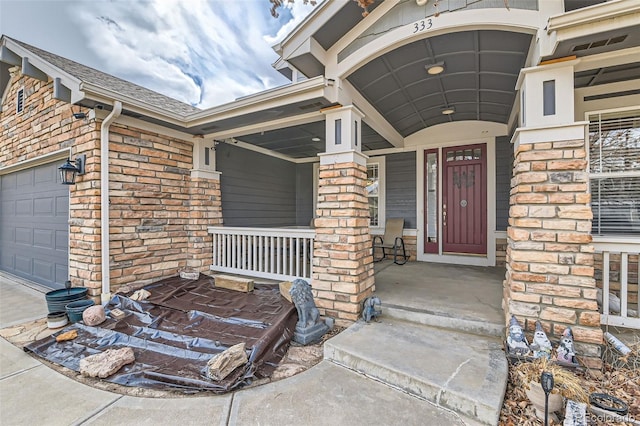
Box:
[237,121,393,159]
[314,2,382,51]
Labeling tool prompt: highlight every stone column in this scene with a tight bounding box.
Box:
[188,139,223,272]
[505,63,602,368]
[313,106,374,324]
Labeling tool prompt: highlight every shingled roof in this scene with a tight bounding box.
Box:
[10,37,200,117]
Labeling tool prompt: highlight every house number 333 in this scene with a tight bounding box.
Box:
[413,19,433,33]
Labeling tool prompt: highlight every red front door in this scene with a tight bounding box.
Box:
[442,144,487,254]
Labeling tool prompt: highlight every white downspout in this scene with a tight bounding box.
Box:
[100,101,122,304]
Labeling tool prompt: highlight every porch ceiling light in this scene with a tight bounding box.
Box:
[426,62,445,75]
[442,107,455,115]
[311,137,321,142]
[58,154,86,185]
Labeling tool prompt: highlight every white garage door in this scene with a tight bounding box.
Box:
[0,160,69,289]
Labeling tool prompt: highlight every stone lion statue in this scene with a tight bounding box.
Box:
[362,296,382,323]
[290,279,319,328]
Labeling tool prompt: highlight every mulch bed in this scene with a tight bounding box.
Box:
[499,339,640,425]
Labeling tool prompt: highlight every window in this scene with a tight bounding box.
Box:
[543,80,555,116]
[366,158,385,228]
[589,108,640,235]
[16,88,24,114]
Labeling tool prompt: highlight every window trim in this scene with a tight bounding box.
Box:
[367,156,386,231]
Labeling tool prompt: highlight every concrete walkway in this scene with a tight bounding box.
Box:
[0,271,507,425]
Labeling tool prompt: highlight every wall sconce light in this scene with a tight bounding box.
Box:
[71,106,87,119]
[426,62,445,75]
[58,154,86,185]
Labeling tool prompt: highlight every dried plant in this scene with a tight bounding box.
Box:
[513,357,589,403]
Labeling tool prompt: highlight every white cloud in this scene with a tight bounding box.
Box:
[69,0,318,109]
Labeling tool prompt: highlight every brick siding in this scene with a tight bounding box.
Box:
[1,70,221,296]
[313,161,375,325]
[505,139,603,368]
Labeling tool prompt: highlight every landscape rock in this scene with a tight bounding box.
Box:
[55,329,78,342]
[82,305,106,326]
[279,281,293,303]
[79,347,135,378]
[271,363,306,381]
[130,289,151,301]
[285,346,323,365]
[206,342,248,381]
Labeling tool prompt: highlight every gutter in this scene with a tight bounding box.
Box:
[100,101,122,305]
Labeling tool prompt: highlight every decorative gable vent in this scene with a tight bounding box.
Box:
[16,88,24,114]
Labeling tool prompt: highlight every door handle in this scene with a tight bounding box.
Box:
[443,204,447,227]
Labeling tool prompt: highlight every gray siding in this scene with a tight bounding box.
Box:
[339,0,538,62]
[296,163,314,226]
[385,152,417,229]
[217,144,297,227]
[495,136,512,231]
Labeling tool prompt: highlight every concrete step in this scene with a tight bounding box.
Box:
[324,318,508,426]
[382,303,504,338]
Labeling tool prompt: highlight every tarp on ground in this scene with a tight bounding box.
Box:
[25,274,297,393]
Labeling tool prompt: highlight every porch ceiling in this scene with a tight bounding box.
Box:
[236,121,393,158]
[347,30,533,138]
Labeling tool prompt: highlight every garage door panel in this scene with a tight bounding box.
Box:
[1,173,16,189]
[16,199,32,215]
[56,196,68,215]
[2,200,15,215]
[34,197,55,215]
[34,163,57,183]
[0,160,68,288]
[15,227,32,245]
[16,169,33,187]
[14,255,31,274]
[56,230,68,251]
[0,252,13,269]
[34,229,54,249]
[33,259,54,282]
[55,264,67,284]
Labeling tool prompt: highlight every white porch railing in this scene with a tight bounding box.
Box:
[593,238,640,329]
[208,226,315,281]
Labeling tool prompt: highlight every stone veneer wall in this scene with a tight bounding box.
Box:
[313,161,375,324]
[105,125,221,295]
[0,70,97,170]
[504,138,603,368]
[1,71,221,297]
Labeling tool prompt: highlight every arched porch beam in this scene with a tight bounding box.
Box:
[330,9,541,81]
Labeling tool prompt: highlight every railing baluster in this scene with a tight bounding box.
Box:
[208,227,315,281]
[252,236,257,272]
[637,254,640,318]
[270,236,275,275]
[222,234,227,267]
[276,237,281,275]
[216,233,221,267]
[295,237,301,277]
[621,252,628,317]
[603,251,610,317]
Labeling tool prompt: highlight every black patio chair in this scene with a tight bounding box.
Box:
[372,218,408,265]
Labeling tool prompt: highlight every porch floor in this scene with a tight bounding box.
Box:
[373,261,506,333]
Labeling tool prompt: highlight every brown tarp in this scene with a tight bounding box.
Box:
[25,274,297,393]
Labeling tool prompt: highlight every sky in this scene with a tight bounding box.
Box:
[0,0,319,109]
